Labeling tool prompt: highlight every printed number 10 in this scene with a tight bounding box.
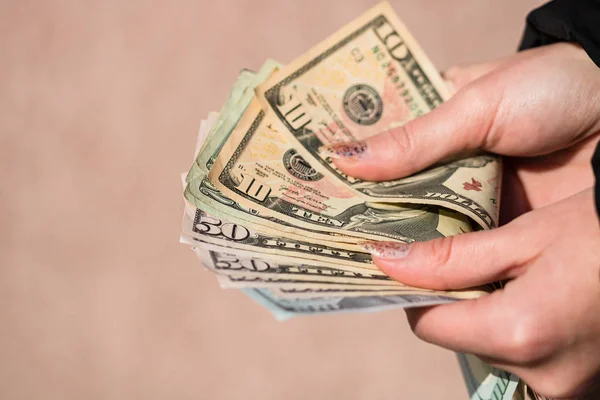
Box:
[236,173,271,202]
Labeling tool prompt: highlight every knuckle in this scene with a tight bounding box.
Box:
[500,313,554,364]
[454,83,495,148]
[458,81,487,105]
[388,124,415,155]
[428,236,455,270]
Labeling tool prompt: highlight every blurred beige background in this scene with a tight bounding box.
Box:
[1,1,541,399]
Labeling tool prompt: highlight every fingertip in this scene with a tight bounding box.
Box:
[328,156,361,175]
[318,141,368,161]
[372,256,446,290]
[360,241,444,289]
[319,141,379,180]
[325,151,392,182]
[319,128,430,181]
[365,229,524,291]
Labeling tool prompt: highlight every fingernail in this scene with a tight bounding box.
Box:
[318,141,368,160]
[358,241,411,259]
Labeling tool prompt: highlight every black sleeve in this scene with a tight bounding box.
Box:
[518,0,600,219]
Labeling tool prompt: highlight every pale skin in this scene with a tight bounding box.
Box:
[328,43,600,399]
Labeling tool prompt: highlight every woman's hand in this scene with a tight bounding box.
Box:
[443,50,600,223]
[324,43,600,222]
[326,42,600,178]
[363,189,600,399]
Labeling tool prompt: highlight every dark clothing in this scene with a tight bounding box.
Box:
[518,0,600,218]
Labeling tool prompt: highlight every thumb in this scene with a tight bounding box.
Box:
[360,223,532,290]
[320,81,502,181]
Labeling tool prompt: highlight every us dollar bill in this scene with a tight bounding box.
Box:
[184,64,365,247]
[208,99,474,243]
[186,70,255,183]
[181,202,383,274]
[183,119,392,277]
[182,114,383,275]
[214,274,399,290]
[243,288,459,321]
[193,247,397,285]
[193,112,219,160]
[187,63,274,183]
[271,287,484,300]
[254,1,501,229]
[457,353,519,400]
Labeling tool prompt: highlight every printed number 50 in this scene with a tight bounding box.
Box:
[195,216,250,241]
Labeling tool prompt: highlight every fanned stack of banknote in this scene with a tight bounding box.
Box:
[181,1,502,319]
[179,2,537,398]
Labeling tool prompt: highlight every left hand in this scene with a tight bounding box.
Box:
[324,45,600,225]
[443,60,598,223]
[362,188,600,399]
